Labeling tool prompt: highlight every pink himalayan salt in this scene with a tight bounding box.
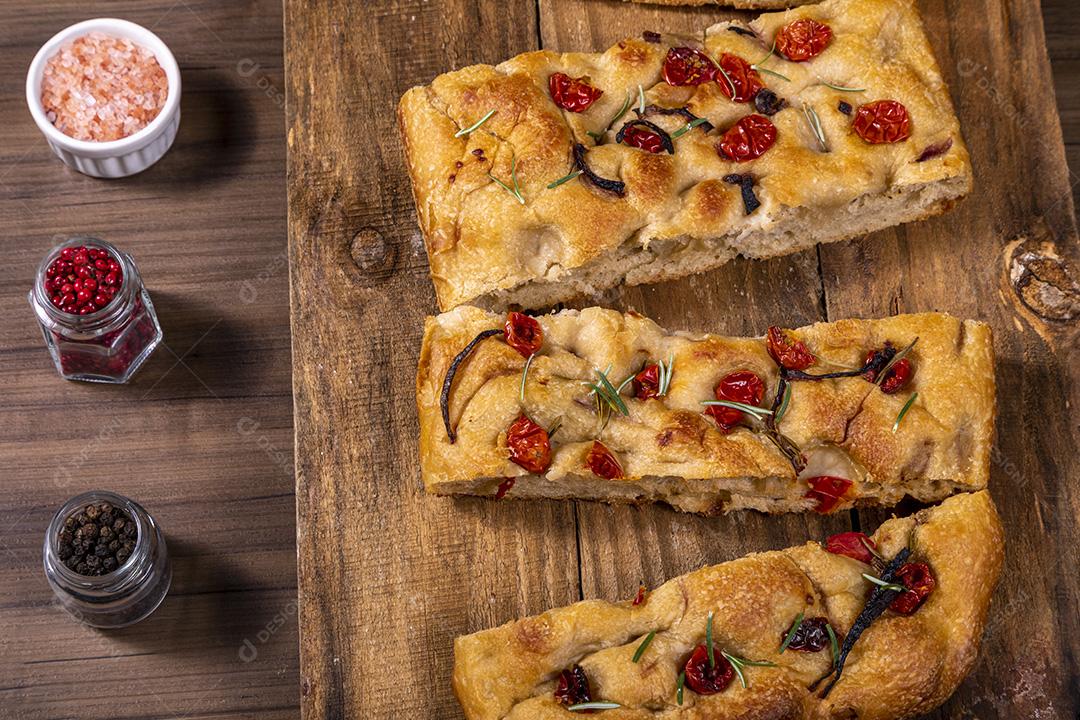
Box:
[41,31,168,142]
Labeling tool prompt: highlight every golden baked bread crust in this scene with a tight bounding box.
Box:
[417,307,995,514]
[452,490,1004,720]
[627,0,807,7]
[399,0,972,310]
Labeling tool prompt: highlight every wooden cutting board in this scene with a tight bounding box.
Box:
[283,0,1080,717]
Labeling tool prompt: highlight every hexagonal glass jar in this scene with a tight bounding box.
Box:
[28,237,162,383]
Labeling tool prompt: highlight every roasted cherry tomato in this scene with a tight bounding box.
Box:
[504,312,543,357]
[890,562,936,615]
[706,370,765,433]
[554,664,592,705]
[853,100,911,144]
[863,348,914,394]
[782,616,831,652]
[683,644,735,695]
[775,18,834,62]
[826,531,877,564]
[716,53,764,103]
[587,441,623,479]
[804,475,853,513]
[766,326,815,370]
[506,415,551,474]
[662,47,717,86]
[633,364,661,400]
[617,120,669,154]
[717,114,777,163]
[549,72,603,113]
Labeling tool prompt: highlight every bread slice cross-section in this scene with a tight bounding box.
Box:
[417,306,995,515]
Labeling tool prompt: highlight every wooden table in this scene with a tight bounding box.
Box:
[1,1,1077,719]
[285,1,1079,719]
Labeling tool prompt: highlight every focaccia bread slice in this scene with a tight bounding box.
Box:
[417,306,995,514]
[452,490,1003,720]
[399,0,971,311]
[627,0,806,7]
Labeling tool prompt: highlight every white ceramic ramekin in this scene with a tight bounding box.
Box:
[25,18,181,179]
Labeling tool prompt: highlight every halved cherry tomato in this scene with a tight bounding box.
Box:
[587,441,623,479]
[506,415,551,474]
[890,562,936,615]
[617,121,669,154]
[826,531,877,564]
[766,326,815,370]
[716,53,764,103]
[662,47,717,86]
[554,664,592,705]
[775,19,834,62]
[705,370,765,433]
[805,475,853,513]
[853,100,911,144]
[504,312,543,357]
[633,364,661,400]
[717,114,777,162]
[549,72,603,113]
[863,348,914,394]
[684,644,735,694]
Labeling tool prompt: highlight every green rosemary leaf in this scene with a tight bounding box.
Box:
[670,117,709,139]
[722,651,778,690]
[547,417,562,438]
[519,353,535,404]
[637,84,646,115]
[819,81,866,92]
[617,374,635,394]
[488,156,525,205]
[700,400,773,419]
[676,672,685,705]
[756,66,791,82]
[752,40,777,67]
[595,368,630,417]
[547,169,582,189]
[590,92,633,142]
[803,104,827,152]
[862,572,905,593]
[568,702,621,712]
[454,109,495,138]
[633,631,656,663]
[826,622,839,668]
[706,611,715,668]
[717,65,738,100]
[892,392,919,432]
[774,383,792,423]
[876,337,918,387]
[778,612,804,653]
[658,353,675,396]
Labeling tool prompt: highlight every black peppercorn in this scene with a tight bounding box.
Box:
[56,503,137,577]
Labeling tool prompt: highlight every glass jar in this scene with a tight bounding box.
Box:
[43,491,172,628]
[29,237,162,383]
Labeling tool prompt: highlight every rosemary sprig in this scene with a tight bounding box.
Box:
[637,84,646,115]
[803,104,827,152]
[488,155,525,205]
[590,368,630,417]
[568,702,621,712]
[454,109,495,137]
[676,671,686,705]
[519,353,535,404]
[548,417,562,438]
[658,354,675,396]
[774,382,792,423]
[587,92,633,141]
[722,650,778,689]
[633,631,656,663]
[778,612,804,653]
[876,337,918,386]
[756,66,791,82]
[862,572,905,593]
[826,623,839,668]
[700,399,773,421]
[893,392,919,432]
[818,81,865,92]
[717,65,738,100]
[616,374,635,395]
[670,117,709,139]
[547,169,581,189]
[705,611,716,667]
[752,40,776,68]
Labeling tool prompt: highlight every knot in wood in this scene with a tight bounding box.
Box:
[1009,233,1080,323]
[349,227,398,285]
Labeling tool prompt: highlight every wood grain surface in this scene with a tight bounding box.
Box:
[0,2,297,719]
[286,0,1079,719]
